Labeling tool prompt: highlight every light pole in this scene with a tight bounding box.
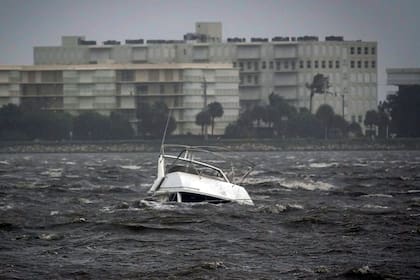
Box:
[202,76,208,140]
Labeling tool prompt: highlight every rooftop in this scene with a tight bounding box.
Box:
[0,63,235,71]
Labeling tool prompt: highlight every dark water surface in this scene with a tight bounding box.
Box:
[0,151,419,279]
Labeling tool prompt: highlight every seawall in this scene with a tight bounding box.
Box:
[1,138,419,153]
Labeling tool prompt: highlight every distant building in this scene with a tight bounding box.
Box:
[33,22,377,128]
[0,63,239,135]
[387,68,420,86]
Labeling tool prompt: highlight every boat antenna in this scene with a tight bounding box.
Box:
[160,109,172,154]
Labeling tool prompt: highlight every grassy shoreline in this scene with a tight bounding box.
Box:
[1,138,419,153]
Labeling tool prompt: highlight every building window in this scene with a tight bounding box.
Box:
[371,47,376,55]
[328,60,333,69]
[364,61,369,68]
[291,61,295,70]
[321,61,326,68]
[149,70,159,81]
[276,61,281,70]
[254,61,259,71]
[350,61,355,68]
[233,62,236,68]
[357,47,361,55]
[269,61,273,69]
[120,70,134,81]
[164,70,173,81]
[284,61,289,69]
[314,60,319,68]
[239,62,243,70]
[357,61,362,68]
[254,75,259,84]
[364,47,369,55]
[247,61,252,70]
[350,47,354,55]
[240,75,243,84]
[371,60,376,68]
[336,60,340,68]
[299,60,304,69]
[136,85,148,95]
[247,75,252,83]
[160,84,165,94]
[307,60,311,68]
[262,61,266,69]
[173,84,179,93]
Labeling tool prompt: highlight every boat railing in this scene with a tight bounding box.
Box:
[163,154,230,183]
[161,144,254,185]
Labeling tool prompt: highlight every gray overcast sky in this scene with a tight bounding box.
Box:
[1,0,419,100]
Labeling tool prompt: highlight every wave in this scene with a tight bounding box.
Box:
[407,189,420,194]
[363,204,389,209]
[119,165,142,170]
[361,193,393,198]
[342,265,393,279]
[279,178,335,191]
[245,177,335,191]
[257,203,303,214]
[40,169,63,178]
[309,162,338,168]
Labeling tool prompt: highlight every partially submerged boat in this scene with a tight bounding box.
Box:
[148,145,254,206]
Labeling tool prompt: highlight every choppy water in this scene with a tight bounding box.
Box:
[0,151,419,279]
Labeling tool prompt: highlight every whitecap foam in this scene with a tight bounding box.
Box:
[407,190,420,194]
[0,204,13,210]
[139,199,190,211]
[352,163,368,167]
[279,178,335,191]
[0,160,10,165]
[120,165,142,170]
[257,203,304,214]
[309,162,338,168]
[288,203,304,209]
[78,198,94,204]
[361,194,393,198]
[41,169,63,178]
[363,204,389,209]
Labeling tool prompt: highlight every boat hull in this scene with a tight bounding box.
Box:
[151,171,254,206]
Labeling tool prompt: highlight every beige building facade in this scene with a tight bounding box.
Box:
[0,63,240,135]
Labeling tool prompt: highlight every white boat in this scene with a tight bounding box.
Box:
[148,145,254,206]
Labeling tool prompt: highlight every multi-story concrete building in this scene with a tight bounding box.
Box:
[33,22,377,128]
[0,63,240,135]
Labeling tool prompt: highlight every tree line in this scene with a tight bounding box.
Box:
[0,102,175,141]
[224,93,362,139]
[0,83,418,140]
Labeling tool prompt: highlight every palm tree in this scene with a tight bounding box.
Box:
[251,105,266,128]
[316,104,334,139]
[364,110,379,138]
[195,109,211,136]
[306,74,330,113]
[207,102,224,136]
